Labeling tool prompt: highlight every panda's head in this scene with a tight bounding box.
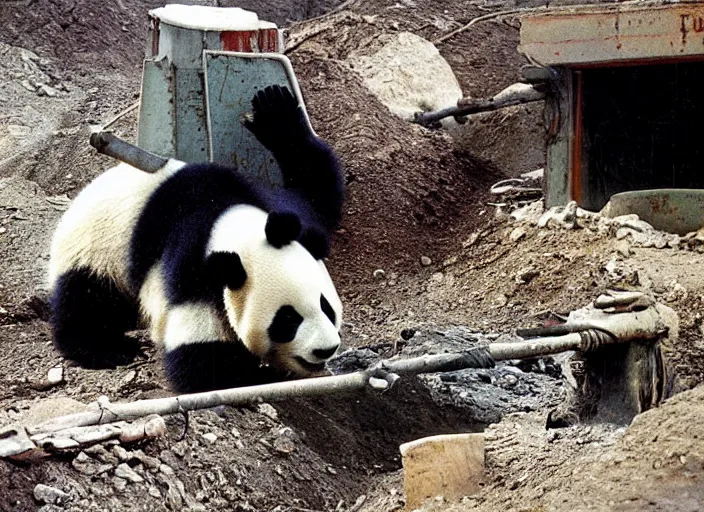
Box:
[206,205,342,376]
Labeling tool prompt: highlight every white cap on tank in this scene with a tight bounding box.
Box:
[149,4,277,31]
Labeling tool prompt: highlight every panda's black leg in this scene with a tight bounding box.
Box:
[50,267,140,369]
[164,342,283,393]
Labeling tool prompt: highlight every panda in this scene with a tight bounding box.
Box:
[47,85,345,393]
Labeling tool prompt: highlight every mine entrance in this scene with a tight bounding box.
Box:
[578,61,704,211]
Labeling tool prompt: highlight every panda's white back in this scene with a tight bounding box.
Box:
[48,161,182,292]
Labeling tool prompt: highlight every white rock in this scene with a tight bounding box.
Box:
[121,370,137,384]
[201,432,218,444]
[420,256,432,266]
[20,79,36,92]
[112,476,127,492]
[33,484,69,505]
[47,367,64,385]
[372,269,386,279]
[257,403,278,421]
[509,227,527,242]
[115,463,144,483]
[37,84,58,97]
[112,445,129,461]
[347,32,462,126]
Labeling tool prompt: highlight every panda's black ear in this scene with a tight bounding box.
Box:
[265,211,301,248]
[206,251,247,290]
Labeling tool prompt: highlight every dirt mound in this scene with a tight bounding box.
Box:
[290,51,500,292]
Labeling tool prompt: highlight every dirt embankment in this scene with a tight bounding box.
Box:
[0,1,702,511]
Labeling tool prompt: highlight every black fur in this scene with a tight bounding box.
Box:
[298,227,330,260]
[320,294,336,325]
[268,305,304,344]
[164,341,285,393]
[244,84,344,232]
[265,211,302,248]
[50,267,140,368]
[205,252,247,291]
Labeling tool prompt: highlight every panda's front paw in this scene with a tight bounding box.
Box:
[244,85,309,153]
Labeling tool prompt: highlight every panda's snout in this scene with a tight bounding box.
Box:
[312,346,338,360]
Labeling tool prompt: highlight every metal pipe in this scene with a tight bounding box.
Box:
[89,131,169,173]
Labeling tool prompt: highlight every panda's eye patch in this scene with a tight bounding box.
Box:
[268,305,303,344]
[320,295,336,325]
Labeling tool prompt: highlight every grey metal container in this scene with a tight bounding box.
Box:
[136,4,311,187]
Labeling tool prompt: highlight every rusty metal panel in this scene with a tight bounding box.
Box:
[203,51,313,187]
[137,58,175,157]
[520,3,704,66]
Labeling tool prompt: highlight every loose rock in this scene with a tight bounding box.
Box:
[509,227,527,243]
[34,484,69,506]
[420,256,432,266]
[257,403,278,421]
[72,452,112,476]
[273,428,298,455]
[111,445,130,462]
[201,432,218,445]
[46,367,64,385]
[114,463,144,484]
[112,476,127,492]
[37,506,64,512]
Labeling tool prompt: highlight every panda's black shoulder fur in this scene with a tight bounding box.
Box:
[129,163,253,301]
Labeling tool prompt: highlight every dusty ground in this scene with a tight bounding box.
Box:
[0,0,703,511]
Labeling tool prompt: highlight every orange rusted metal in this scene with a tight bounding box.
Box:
[520,3,704,66]
[220,28,280,52]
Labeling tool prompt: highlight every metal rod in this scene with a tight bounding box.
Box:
[26,333,610,436]
[89,131,169,173]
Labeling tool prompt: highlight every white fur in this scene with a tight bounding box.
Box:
[208,204,343,374]
[48,159,185,292]
[138,263,170,343]
[163,303,231,351]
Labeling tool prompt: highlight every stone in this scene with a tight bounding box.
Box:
[515,267,539,285]
[509,227,527,243]
[372,269,386,279]
[112,476,127,492]
[171,441,189,458]
[37,506,64,512]
[20,80,36,92]
[84,445,119,465]
[134,451,161,471]
[46,367,64,385]
[72,452,112,476]
[111,445,130,462]
[400,433,485,510]
[201,433,217,445]
[273,428,297,455]
[420,256,432,266]
[33,484,69,506]
[37,84,58,97]
[114,463,144,483]
[347,32,462,126]
[257,403,278,421]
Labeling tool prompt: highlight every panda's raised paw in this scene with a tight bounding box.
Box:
[244,84,309,152]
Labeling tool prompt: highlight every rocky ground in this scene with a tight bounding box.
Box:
[0,0,702,511]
